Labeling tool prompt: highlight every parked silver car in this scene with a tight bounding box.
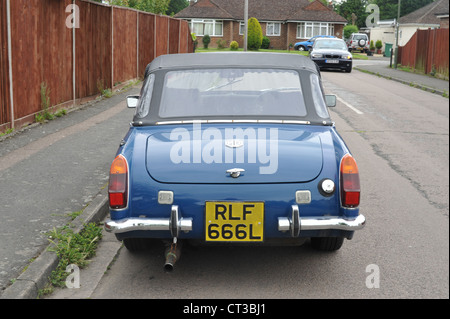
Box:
[346,33,369,53]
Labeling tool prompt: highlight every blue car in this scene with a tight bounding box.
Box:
[294,35,335,51]
[105,52,365,271]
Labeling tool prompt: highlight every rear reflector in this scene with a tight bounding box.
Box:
[109,155,128,209]
[340,154,360,207]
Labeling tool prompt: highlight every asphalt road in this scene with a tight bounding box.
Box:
[50,66,448,299]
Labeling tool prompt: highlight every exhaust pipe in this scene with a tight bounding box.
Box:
[164,239,181,273]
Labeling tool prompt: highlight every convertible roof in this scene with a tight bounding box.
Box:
[147,52,318,73]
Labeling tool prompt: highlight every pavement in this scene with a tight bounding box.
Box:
[353,55,449,96]
[0,54,448,299]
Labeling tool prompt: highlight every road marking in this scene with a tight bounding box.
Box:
[335,95,364,115]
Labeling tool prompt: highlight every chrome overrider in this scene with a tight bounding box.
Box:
[105,205,193,238]
[278,205,366,237]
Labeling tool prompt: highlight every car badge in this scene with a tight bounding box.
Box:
[225,139,244,148]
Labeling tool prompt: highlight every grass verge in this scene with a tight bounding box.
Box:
[38,219,103,297]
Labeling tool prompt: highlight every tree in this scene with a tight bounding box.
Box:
[334,0,369,29]
[167,0,189,16]
[247,17,263,51]
[343,25,358,39]
[373,0,435,20]
[103,0,170,14]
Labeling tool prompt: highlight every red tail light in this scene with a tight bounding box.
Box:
[340,154,360,208]
[109,155,128,209]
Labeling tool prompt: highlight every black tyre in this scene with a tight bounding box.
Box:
[346,66,352,73]
[123,238,151,252]
[311,237,344,251]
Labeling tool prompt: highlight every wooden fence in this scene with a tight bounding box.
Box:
[0,0,193,132]
[398,28,449,79]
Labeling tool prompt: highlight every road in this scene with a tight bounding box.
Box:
[76,68,448,299]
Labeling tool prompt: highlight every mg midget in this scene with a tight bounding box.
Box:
[105,52,365,271]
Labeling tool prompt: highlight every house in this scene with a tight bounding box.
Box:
[370,0,449,50]
[175,0,348,50]
[397,0,448,46]
[368,19,396,53]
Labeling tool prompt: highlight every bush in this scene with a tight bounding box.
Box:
[217,39,226,49]
[230,41,239,51]
[202,34,211,49]
[375,40,383,50]
[247,17,263,50]
[261,36,270,49]
[343,25,358,39]
[370,40,375,51]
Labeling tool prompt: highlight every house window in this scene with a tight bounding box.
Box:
[296,22,334,38]
[266,22,281,36]
[191,19,223,36]
[239,21,245,35]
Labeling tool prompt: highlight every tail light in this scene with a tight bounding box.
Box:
[109,155,128,209]
[340,154,360,208]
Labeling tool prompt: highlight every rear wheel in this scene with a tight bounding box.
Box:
[311,237,344,251]
[123,238,152,252]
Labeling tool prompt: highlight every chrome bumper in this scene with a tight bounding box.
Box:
[105,204,364,239]
[105,205,192,238]
[278,205,365,237]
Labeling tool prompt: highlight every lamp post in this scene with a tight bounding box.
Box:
[394,0,401,69]
[244,0,248,51]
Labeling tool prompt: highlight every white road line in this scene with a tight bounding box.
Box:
[335,95,364,115]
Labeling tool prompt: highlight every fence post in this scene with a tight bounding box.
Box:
[111,5,114,89]
[6,0,13,129]
[73,0,76,109]
[136,11,139,77]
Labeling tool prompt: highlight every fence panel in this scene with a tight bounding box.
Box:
[0,0,193,133]
[399,32,417,68]
[0,0,10,127]
[180,21,190,54]
[415,29,429,73]
[155,15,169,58]
[76,1,112,99]
[169,18,180,54]
[432,28,449,77]
[399,28,449,78]
[113,7,137,85]
[138,12,155,78]
[10,0,73,120]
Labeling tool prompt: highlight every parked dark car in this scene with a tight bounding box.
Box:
[310,38,353,73]
[105,52,365,271]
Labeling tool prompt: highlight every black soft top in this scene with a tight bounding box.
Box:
[146,52,319,74]
[134,52,332,126]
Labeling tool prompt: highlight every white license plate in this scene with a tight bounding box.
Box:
[325,59,339,64]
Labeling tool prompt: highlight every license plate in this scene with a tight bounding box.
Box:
[205,202,264,242]
[325,59,339,64]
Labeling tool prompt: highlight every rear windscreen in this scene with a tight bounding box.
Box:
[158,69,307,118]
